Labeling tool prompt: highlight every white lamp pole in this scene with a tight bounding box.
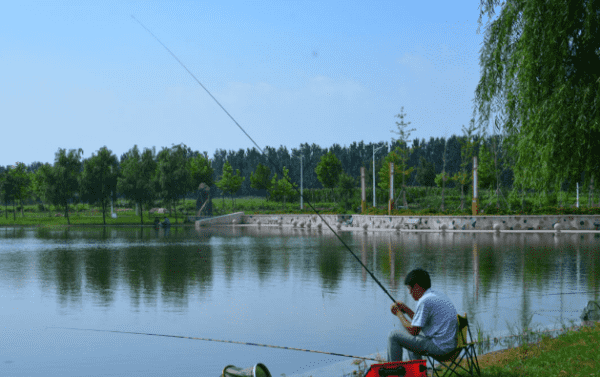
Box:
[373,143,386,208]
[300,155,304,210]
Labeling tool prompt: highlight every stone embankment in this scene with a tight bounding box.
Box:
[198,213,600,232]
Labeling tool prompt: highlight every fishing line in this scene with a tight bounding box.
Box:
[50,327,382,362]
[130,15,397,305]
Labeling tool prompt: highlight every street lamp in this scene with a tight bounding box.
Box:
[373,142,387,208]
[299,155,304,210]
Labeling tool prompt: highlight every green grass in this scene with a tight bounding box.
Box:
[0,203,190,226]
[474,321,600,377]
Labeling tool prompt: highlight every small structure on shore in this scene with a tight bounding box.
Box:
[196,183,213,216]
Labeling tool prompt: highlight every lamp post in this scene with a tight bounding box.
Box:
[373,143,386,208]
[299,155,304,210]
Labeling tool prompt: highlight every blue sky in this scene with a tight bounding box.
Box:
[1,1,493,166]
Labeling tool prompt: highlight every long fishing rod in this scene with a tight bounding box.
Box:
[130,15,398,305]
[50,327,382,362]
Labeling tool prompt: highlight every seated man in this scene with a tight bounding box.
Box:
[388,268,458,362]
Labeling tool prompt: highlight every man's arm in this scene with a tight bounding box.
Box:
[391,303,421,336]
[396,312,422,336]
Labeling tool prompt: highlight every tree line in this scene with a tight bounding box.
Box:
[0,144,213,225]
[2,107,597,221]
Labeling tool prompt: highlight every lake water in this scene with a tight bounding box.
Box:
[1,226,598,377]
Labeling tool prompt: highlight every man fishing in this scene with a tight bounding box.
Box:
[387,268,458,362]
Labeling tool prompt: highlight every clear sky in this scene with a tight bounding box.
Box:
[1,1,493,166]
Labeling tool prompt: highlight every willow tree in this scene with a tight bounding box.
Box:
[475,0,600,197]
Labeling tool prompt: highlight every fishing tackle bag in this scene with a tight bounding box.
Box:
[364,359,427,377]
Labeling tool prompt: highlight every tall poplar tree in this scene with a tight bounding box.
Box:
[216,161,245,209]
[11,162,31,218]
[118,145,157,225]
[49,148,83,225]
[390,107,417,207]
[315,152,342,203]
[452,121,480,211]
[250,163,272,200]
[80,147,119,225]
[155,144,191,223]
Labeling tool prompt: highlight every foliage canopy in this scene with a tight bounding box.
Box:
[475,0,600,192]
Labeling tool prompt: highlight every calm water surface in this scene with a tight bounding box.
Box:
[1,226,599,376]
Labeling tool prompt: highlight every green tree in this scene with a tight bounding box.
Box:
[188,153,214,189]
[0,169,17,220]
[315,152,342,203]
[80,147,119,225]
[250,163,272,200]
[269,166,296,209]
[435,171,451,210]
[477,142,495,190]
[390,107,417,207]
[451,121,480,211]
[118,145,157,225]
[477,140,505,209]
[10,162,31,218]
[337,173,356,211]
[32,163,54,217]
[377,148,406,206]
[48,148,83,225]
[475,0,600,195]
[415,156,436,193]
[435,138,450,211]
[215,161,245,210]
[155,144,191,223]
[187,153,214,216]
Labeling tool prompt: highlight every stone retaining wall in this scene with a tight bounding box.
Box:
[238,214,600,232]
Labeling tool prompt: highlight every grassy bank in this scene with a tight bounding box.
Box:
[0,207,184,227]
[473,321,599,377]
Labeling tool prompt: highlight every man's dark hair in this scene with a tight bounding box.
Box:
[404,268,431,290]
